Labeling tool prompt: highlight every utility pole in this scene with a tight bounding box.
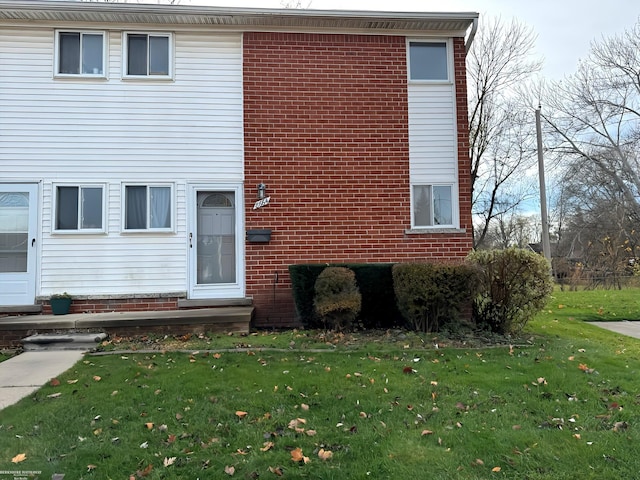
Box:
[535,105,552,264]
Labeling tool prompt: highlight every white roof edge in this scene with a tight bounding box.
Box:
[0,0,478,32]
[0,0,478,20]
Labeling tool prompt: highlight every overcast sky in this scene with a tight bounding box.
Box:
[191,0,639,80]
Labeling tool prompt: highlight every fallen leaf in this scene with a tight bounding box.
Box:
[47,392,62,399]
[474,459,484,466]
[140,441,149,449]
[93,428,102,436]
[137,464,153,477]
[163,456,176,467]
[318,449,333,460]
[305,429,317,437]
[87,465,97,472]
[573,434,581,440]
[261,442,274,452]
[236,411,248,419]
[301,403,309,411]
[67,379,78,384]
[290,448,310,463]
[269,466,284,476]
[224,465,235,476]
[613,421,629,432]
[50,378,61,386]
[11,453,26,463]
[492,466,501,472]
[93,375,101,382]
[421,430,434,436]
[213,353,222,359]
[144,422,154,430]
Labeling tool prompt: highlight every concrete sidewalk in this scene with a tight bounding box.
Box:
[591,321,640,339]
[0,351,84,410]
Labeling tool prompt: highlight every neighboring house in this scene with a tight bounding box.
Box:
[0,1,478,326]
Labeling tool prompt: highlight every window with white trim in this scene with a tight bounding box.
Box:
[408,41,449,81]
[54,185,105,232]
[123,33,172,78]
[55,31,106,76]
[412,185,454,227]
[124,185,173,231]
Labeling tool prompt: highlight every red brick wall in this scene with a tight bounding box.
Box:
[40,297,180,315]
[243,33,473,326]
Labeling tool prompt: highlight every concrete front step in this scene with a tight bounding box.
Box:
[0,307,254,348]
[22,332,108,352]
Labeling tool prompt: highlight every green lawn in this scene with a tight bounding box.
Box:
[1,289,640,479]
[545,287,640,321]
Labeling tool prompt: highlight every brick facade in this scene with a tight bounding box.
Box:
[243,33,473,326]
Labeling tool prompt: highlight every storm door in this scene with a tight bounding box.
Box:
[0,184,38,305]
[188,186,244,299]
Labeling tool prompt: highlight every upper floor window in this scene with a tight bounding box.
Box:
[124,33,172,78]
[56,31,105,76]
[408,41,449,81]
[54,185,105,233]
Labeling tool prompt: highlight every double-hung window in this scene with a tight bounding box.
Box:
[412,185,454,228]
[55,31,106,76]
[124,33,172,78]
[124,185,173,231]
[408,41,449,81]
[54,185,105,232]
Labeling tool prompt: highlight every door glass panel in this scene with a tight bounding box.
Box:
[0,192,29,273]
[197,192,236,284]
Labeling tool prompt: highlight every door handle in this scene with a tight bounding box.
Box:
[32,238,36,247]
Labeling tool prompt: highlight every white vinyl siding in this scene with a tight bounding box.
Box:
[407,40,459,229]
[0,26,243,295]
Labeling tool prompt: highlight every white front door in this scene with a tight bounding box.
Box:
[0,184,38,306]
[188,185,244,299]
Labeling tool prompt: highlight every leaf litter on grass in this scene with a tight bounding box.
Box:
[3,315,640,478]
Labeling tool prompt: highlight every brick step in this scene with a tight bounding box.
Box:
[0,307,254,348]
[22,332,108,352]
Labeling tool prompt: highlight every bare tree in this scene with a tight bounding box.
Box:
[280,0,312,8]
[468,17,542,248]
[481,212,538,250]
[541,20,640,222]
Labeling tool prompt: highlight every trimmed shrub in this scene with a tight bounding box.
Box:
[313,267,362,331]
[392,263,478,333]
[468,248,553,335]
[289,264,401,328]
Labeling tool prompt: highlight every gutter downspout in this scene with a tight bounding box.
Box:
[465,16,478,53]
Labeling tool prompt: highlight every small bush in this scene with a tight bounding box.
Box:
[392,263,477,333]
[313,267,362,331]
[289,264,401,328]
[468,248,553,334]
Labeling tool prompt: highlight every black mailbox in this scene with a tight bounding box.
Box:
[246,229,272,243]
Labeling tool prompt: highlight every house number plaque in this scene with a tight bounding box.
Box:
[253,196,271,210]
